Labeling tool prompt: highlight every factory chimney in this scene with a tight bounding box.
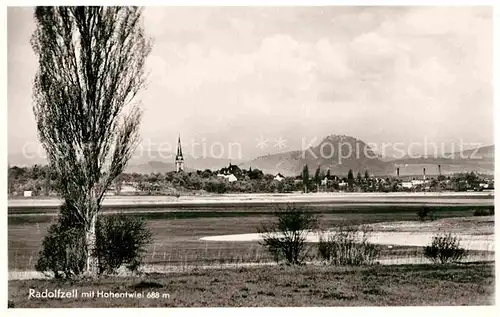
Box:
[438,164,441,176]
[396,167,400,178]
[423,167,426,181]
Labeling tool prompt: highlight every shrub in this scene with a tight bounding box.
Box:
[35,222,87,278]
[95,214,153,274]
[258,205,319,265]
[417,206,435,221]
[35,203,86,278]
[423,233,467,264]
[203,180,227,193]
[36,203,153,277]
[473,207,494,216]
[317,226,379,265]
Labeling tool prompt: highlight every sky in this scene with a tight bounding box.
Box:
[8,6,493,161]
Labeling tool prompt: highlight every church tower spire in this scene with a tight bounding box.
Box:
[175,135,184,172]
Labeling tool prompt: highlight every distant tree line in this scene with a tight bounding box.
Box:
[8,164,493,197]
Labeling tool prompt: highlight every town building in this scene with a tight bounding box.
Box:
[411,179,426,186]
[401,179,430,189]
[321,177,328,186]
[401,181,413,189]
[120,184,138,194]
[219,163,242,177]
[274,173,285,182]
[217,173,238,182]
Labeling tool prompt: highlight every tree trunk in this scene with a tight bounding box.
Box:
[84,213,98,276]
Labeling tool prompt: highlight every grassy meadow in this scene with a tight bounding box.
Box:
[8,262,494,307]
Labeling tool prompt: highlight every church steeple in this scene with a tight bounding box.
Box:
[175,135,184,172]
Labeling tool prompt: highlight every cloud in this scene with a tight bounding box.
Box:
[8,7,493,158]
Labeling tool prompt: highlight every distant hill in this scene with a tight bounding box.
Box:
[8,148,238,174]
[8,139,494,176]
[124,161,195,174]
[124,157,242,174]
[242,136,495,177]
[385,145,494,176]
[8,152,47,167]
[188,157,243,171]
[126,154,241,174]
[451,144,494,160]
[241,135,393,177]
[389,145,494,163]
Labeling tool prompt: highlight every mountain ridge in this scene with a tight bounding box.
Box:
[8,135,494,176]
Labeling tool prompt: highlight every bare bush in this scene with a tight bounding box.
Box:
[423,233,467,264]
[317,226,379,265]
[258,205,319,265]
[95,214,153,274]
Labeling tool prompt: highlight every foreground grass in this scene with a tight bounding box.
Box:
[8,262,494,307]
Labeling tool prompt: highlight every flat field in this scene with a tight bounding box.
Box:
[7,191,494,214]
[8,194,495,307]
[8,203,495,272]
